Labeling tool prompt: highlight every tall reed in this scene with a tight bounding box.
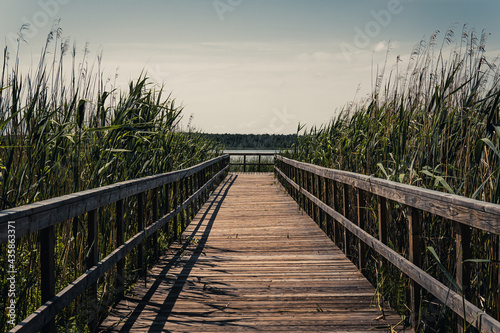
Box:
[0,25,220,332]
[286,27,500,331]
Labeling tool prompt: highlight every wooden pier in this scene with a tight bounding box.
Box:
[99,174,404,332]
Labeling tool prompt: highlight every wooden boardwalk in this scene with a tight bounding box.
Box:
[99,173,405,332]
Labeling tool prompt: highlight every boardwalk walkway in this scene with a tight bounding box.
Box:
[99,173,405,332]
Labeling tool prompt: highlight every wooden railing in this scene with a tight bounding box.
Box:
[228,152,275,172]
[275,155,500,332]
[0,155,230,333]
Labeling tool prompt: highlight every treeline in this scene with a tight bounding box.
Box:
[202,133,297,149]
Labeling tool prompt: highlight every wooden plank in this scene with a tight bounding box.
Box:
[276,167,500,332]
[99,174,404,332]
[276,156,500,235]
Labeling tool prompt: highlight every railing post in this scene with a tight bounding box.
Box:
[174,181,179,240]
[152,188,159,260]
[194,172,199,212]
[87,208,98,327]
[40,225,55,333]
[137,192,144,276]
[165,183,171,236]
[332,180,340,245]
[378,196,387,244]
[243,154,246,172]
[357,188,366,272]
[323,177,329,235]
[314,175,320,225]
[343,183,349,256]
[292,167,300,202]
[181,177,187,230]
[87,209,98,296]
[258,154,261,172]
[456,221,471,331]
[197,171,202,209]
[376,195,388,311]
[306,171,313,217]
[116,199,124,299]
[408,206,421,329]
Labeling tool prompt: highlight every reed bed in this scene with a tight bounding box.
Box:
[285,27,500,331]
[0,27,221,332]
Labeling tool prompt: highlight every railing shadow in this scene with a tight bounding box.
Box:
[107,174,238,332]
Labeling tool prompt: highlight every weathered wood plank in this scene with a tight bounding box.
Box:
[99,174,404,332]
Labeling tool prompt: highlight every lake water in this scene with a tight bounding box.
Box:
[223,149,284,154]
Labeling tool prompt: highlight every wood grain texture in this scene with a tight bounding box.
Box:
[99,174,406,332]
[276,156,500,235]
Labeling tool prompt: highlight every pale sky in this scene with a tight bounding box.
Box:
[2,0,500,134]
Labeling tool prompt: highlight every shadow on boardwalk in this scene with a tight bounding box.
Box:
[99,174,406,332]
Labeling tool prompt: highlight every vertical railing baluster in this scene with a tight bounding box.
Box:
[87,209,98,295]
[40,225,55,333]
[456,221,471,331]
[332,180,340,245]
[116,199,124,299]
[357,188,366,272]
[87,209,98,327]
[137,193,144,276]
[323,177,329,234]
[152,188,159,260]
[343,184,349,256]
[408,206,421,329]
[378,196,387,244]
[174,181,179,240]
[165,183,171,236]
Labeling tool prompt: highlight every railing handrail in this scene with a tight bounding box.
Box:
[10,157,229,333]
[0,155,229,244]
[275,155,500,332]
[227,152,276,172]
[227,152,276,156]
[276,155,500,235]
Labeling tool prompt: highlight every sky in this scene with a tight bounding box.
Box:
[1,0,500,134]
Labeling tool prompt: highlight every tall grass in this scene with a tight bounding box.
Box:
[0,26,221,332]
[286,27,500,331]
